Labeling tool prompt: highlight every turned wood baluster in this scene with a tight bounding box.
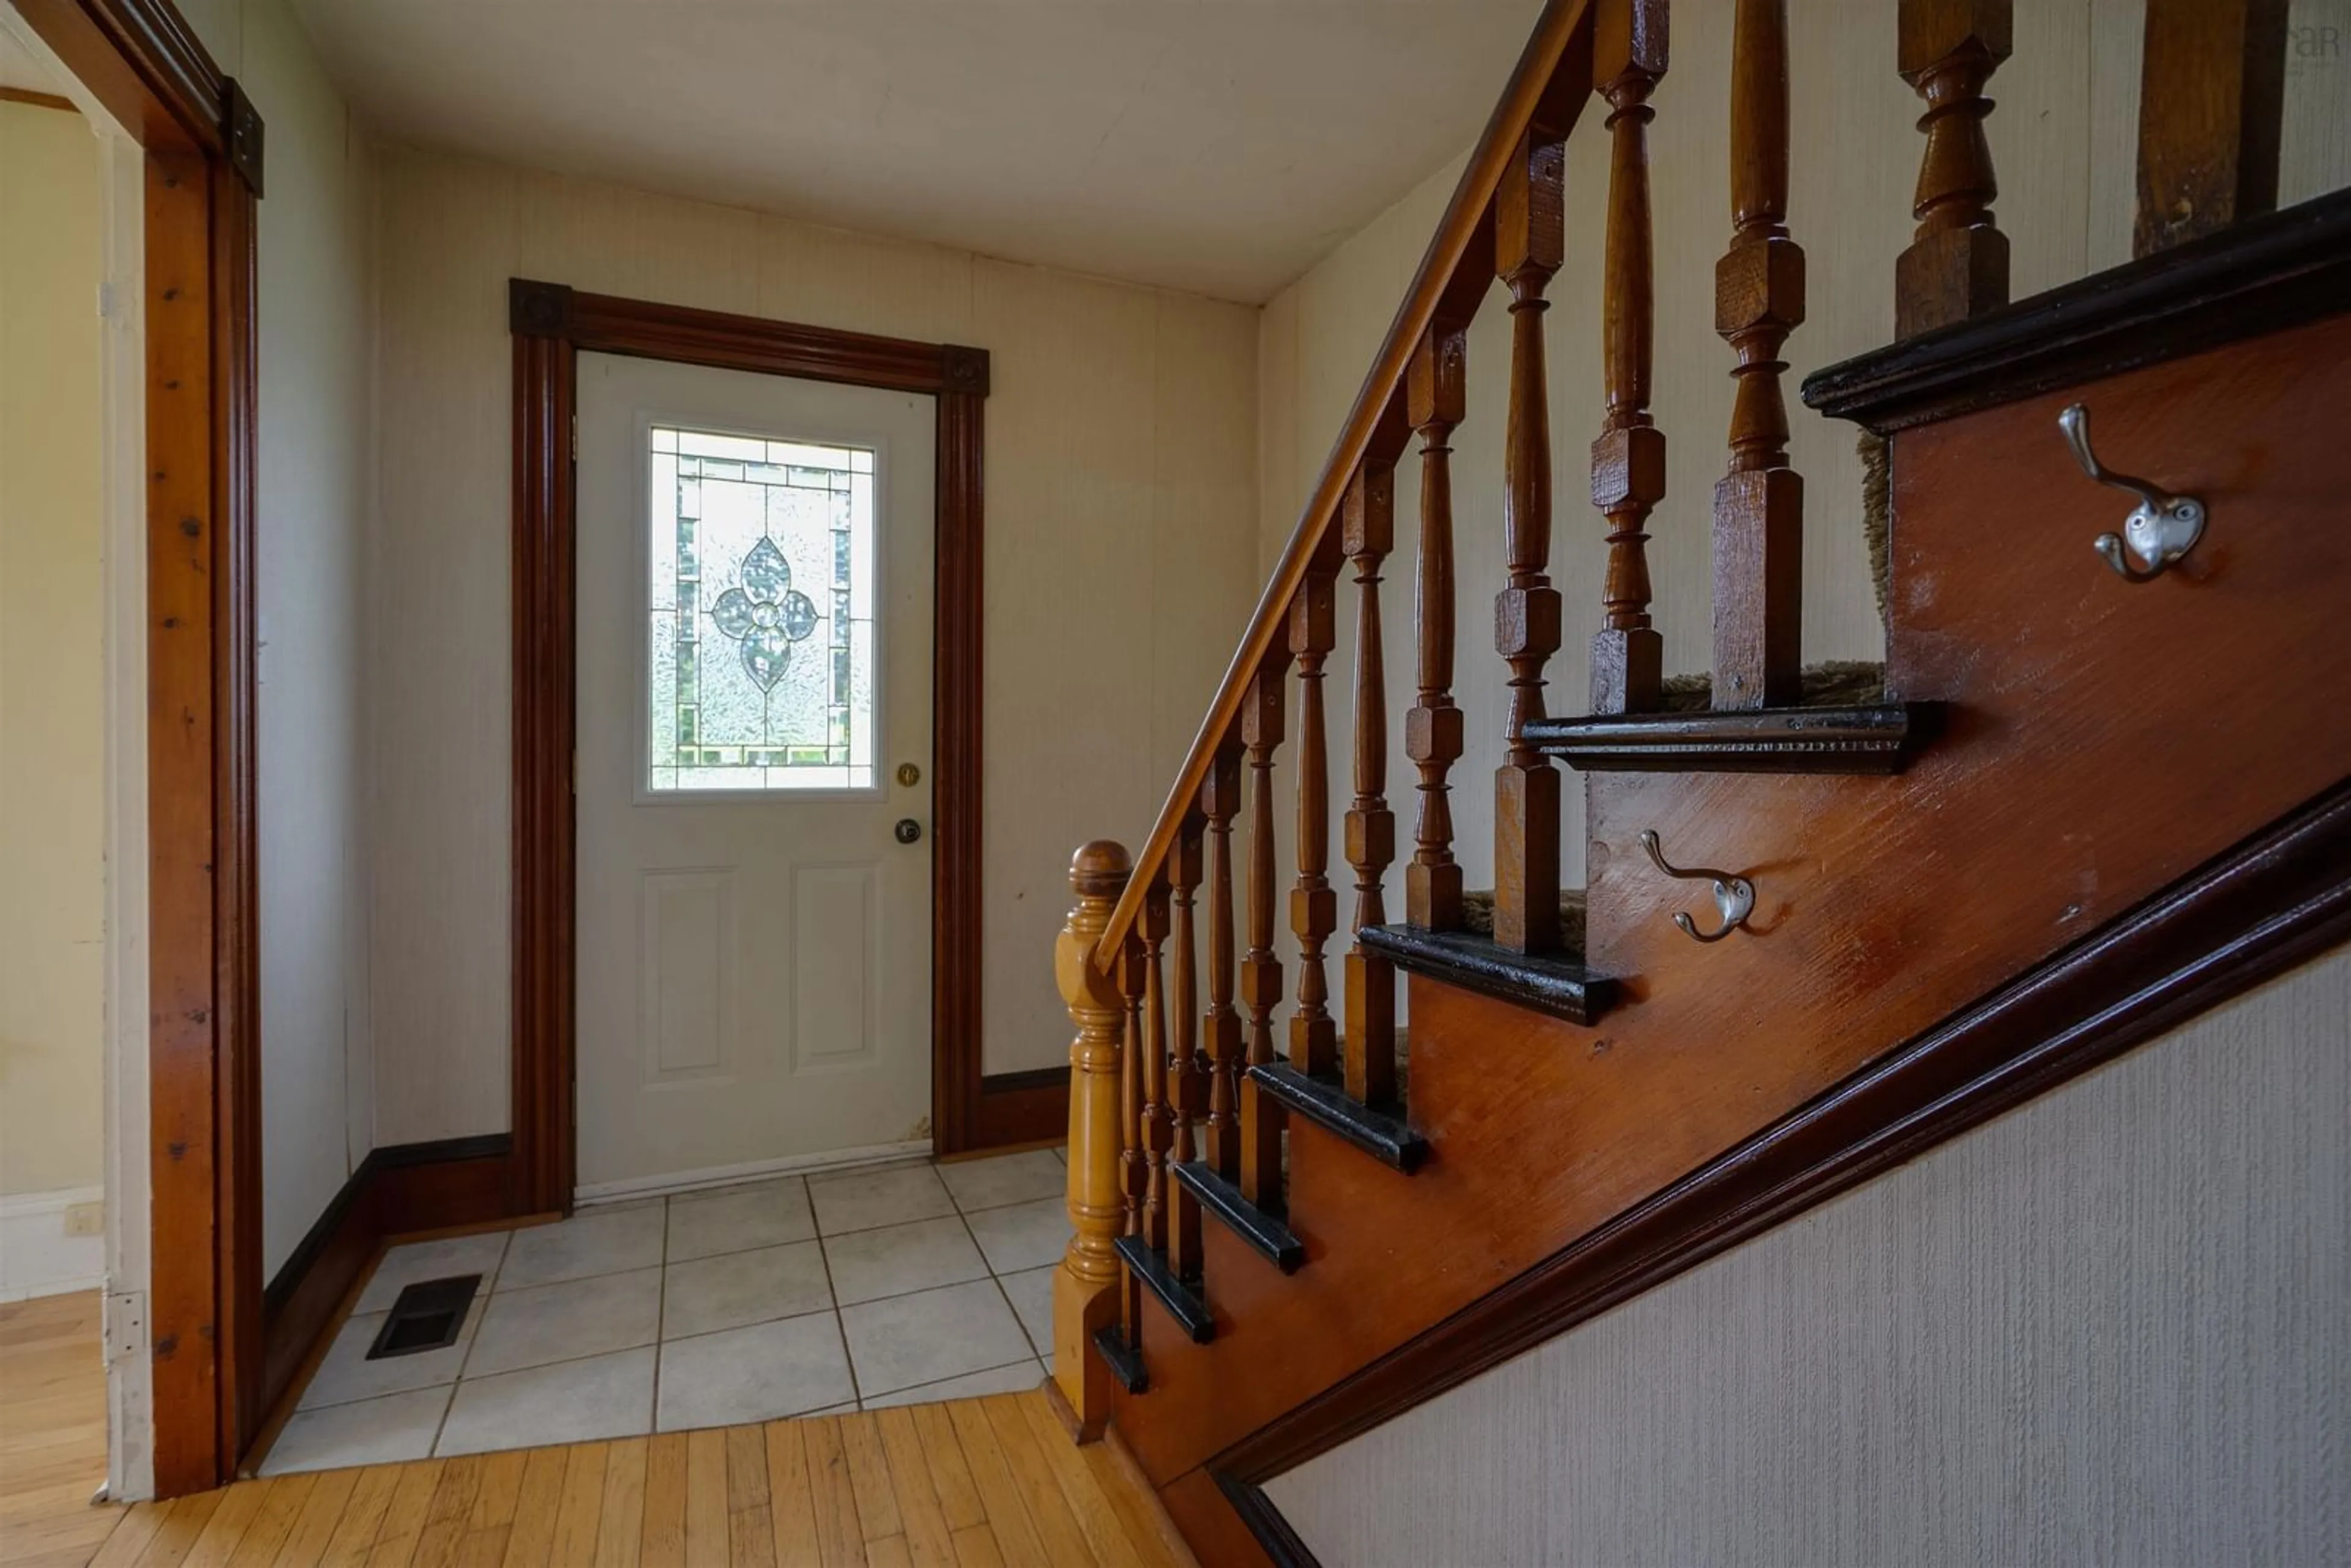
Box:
[1238,662,1289,1208]
[1290,561,1339,1079]
[1494,133,1567,953]
[1138,882,1171,1255]
[1053,840,1129,1434]
[1115,934,1146,1345]
[1167,825,1205,1281]
[1200,750,1243,1182]
[1342,462,1398,1106]
[1406,328,1467,931]
[2134,0,2286,257]
[1591,0,1668,716]
[1714,0,1806,711]
[1895,0,2011,339]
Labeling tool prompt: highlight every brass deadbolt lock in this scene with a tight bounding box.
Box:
[896,762,921,787]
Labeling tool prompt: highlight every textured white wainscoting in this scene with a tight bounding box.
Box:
[1266,947,2351,1567]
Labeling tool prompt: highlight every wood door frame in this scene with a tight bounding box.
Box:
[12,0,266,1495]
[509,280,1049,1209]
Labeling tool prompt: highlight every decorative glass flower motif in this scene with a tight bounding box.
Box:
[710,538,820,690]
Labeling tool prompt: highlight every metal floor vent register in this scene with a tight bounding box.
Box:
[366,1274,481,1359]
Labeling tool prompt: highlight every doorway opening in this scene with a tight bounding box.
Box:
[3,0,266,1501]
[572,356,939,1199]
[505,281,1054,1224]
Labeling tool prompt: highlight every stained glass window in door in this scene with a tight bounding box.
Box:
[647,426,877,792]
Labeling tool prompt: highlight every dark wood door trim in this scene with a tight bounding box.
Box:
[508,279,1025,1206]
[16,0,267,1498]
[1217,775,2351,1485]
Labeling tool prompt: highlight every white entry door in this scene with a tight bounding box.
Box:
[575,353,936,1193]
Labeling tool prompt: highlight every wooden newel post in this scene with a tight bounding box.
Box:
[1055,839,1131,1436]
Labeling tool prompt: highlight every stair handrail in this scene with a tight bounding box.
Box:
[1090,0,1598,969]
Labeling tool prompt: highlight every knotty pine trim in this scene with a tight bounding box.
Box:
[13,0,268,1496]
[9,0,225,152]
[1220,776,2351,1483]
[507,281,1016,1182]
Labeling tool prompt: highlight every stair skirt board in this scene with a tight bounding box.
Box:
[1248,1063,1428,1173]
[1116,1234,1216,1341]
[1171,1161,1306,1272]
[1359,925,1616,1026]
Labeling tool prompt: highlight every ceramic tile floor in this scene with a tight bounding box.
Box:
[261,1148,1073,1475]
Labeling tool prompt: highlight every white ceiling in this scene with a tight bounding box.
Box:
[288,0,1543,302]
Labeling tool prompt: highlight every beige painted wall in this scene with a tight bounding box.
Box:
[1254,0,2351,912]
[369,146,1259,1142]
[0,99,105,1200]
[179,0,378,1276]
[1267,945,2351,1566]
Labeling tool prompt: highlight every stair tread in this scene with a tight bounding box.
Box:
[1360,922,1616,1026]
[1114,1235,1215,1341]
[1170,1160,1305,1273]
[1090,1325,1147,1393]
[1248,1062,1427,1173]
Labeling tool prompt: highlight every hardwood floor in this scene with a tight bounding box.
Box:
[1,1293,111,1568]
[1,1291,1194,1567]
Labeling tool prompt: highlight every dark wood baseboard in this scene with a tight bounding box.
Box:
[969,1068,1067,1149]
[256,1134,519,1445]
[1217,775,2351,1486]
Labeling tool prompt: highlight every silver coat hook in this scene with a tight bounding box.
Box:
[1638,830,1755,943]
[2057,403,2207,582]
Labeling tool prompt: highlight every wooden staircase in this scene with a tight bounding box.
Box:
[1043,1,2351,1558]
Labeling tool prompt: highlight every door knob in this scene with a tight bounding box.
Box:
[894,819,923,845]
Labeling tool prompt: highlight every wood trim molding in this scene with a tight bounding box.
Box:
[11,0,223,152]
[0,84,80,110]
[1802,186,2351,433]
[1217,776,2351,1484]
[221,74,263,195]
[16,0,268,1497]
[507,279,1023,1195]
[209,150,264,1476]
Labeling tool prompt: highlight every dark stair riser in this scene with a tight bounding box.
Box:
[1171,1161,1305,1273]
[1248,1063,1428,1173]
[1115,1234,1215,1342]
